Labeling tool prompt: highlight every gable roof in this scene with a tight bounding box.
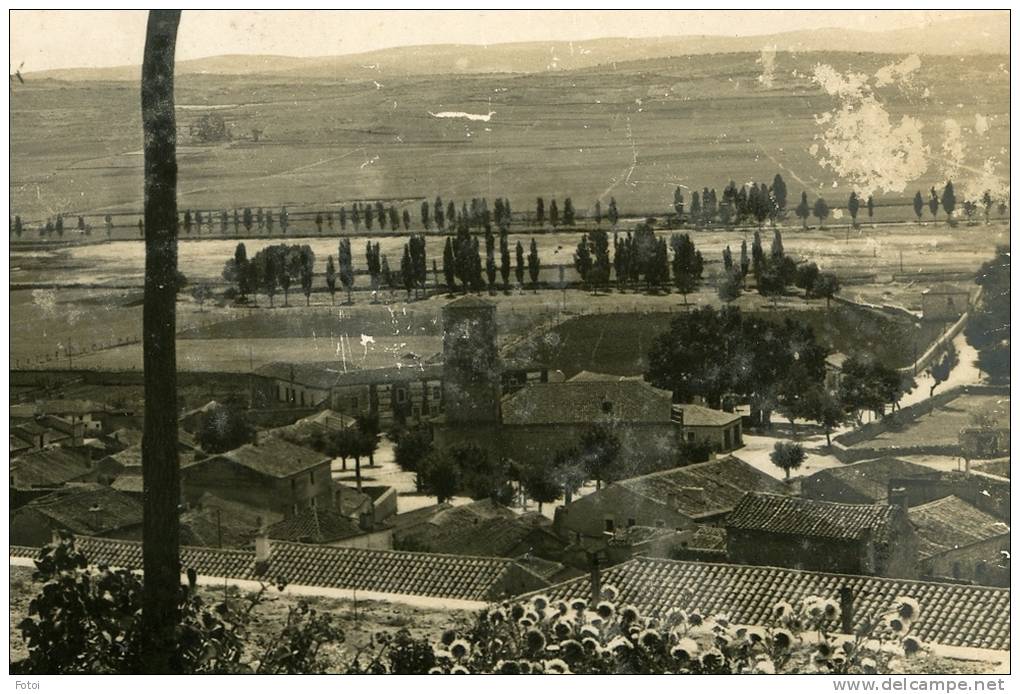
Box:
[673,404,742,427]
[615,456,789,519]
[530,556,1009,651]
[199,437,329,479]
[17,484,143,537]
[807,457,935,503]
[502,380,673,425]
[396,499,558,557]
[726,492,897,543]
[10,535,547,603]
[10,447,93,487]
[908,496,1010,560]
[268,506,366,544]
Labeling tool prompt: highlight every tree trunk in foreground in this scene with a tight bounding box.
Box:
[140,9,182,674]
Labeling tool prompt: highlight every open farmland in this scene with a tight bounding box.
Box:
[505,304,946,378]
[11,51,1009,225]
[10,220,1007,289]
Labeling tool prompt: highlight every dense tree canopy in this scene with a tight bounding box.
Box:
[645,306,828,423]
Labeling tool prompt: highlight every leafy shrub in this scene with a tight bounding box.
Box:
[13,534,344,674]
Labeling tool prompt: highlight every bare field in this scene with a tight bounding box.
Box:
[11,51,1008,224]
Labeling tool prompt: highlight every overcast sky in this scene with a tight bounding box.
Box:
[11,10,987,73]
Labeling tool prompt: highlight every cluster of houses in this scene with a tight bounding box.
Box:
[9,291,1011,657]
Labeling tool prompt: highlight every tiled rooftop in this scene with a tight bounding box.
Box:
[672,404,742,427]
[617,456,788,519]
[268,506,365,544]
[533,556,1010,651]
[10,534,545,603]
[10,447,93,487]
[396,499,557,557]
[197,437,329,479]
[501,380,673,425]
[15,484,143,536]
[726,492,897,542]
[908,496,1010,560]
[806,457,935,502]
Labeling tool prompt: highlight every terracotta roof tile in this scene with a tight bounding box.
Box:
[501,380,673,425]
[10,535,545,603]
[16,484,143,536]
[673,404,742,427]
[10,447,93,487]
[194,438,329,479]
[726,492,898,542]
[807,457,935,503]
[532,556,1009,651]
[909,496,1010,560]
[617,456,788,519]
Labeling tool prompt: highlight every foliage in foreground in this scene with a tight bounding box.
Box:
[14,535,925,674]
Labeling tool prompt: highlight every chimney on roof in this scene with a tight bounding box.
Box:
[888,487,908,509]
[839,586,854,634]
[589,552,602,605]
[254,517,271,563]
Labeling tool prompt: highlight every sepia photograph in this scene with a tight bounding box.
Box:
[6,8,1013,681]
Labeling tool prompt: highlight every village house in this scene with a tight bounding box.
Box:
[252,361,446,425]
[13,399,110,434]
[393,498,565,560]
[671,403,744,453]
[432,298,739,474]
[10,446,96,500]
[824,352,848,392]
[908,495,1010,587]
[529,555,1010,652]
[892,469,1011,522]
[180,437,333,518]
[554,455,788,541]
[921,282,974,322]
[724,492,918,578]
[801,457,936,505]
[267,505,394,550]
[10,483,144,546]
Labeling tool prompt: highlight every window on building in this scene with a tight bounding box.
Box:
[952,562,962,579]
[601,400,614,415]
[350,397,359,410]
[396,388,407,404]
[627,518,636,527]
[309,470,315,484]
[433,386,442,400]
[687,432,696,442]
[604,518,615,533]
[310,497,317,508]
[291,478,296,492]
[655,519,665,528]
[300,391,305,406]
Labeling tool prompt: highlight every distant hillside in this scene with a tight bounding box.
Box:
[25,14,1008,82]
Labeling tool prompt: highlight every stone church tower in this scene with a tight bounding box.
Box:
[441,296,501,424]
